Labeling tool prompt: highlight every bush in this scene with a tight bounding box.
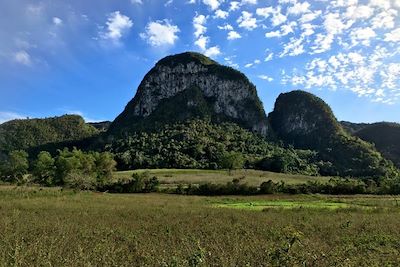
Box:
[64,171,97,190]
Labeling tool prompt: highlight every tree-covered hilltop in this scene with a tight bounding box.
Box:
[268,90,398,179]
[352,122,400,168]
[107,119,320,175]
[0,115,99,152]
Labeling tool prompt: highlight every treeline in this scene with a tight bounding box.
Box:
[0,115,98,152]
[109,119,321,176]
[172,177,400,196]
[0,148,116,190]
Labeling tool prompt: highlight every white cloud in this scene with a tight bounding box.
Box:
[237,11,257,30]
[311,33,334,53]
[218,24,233,30]
[227,31,242,40]
[345,5,374,20]
[203,0,221,10]
[53,17,62,26]
[265,52,274,61]
[384,28,400,42]
[194,35,209,50]
[299,10,321,23]
[371,10,397,29]
[245,63,253,68]
[131,0,143,4]
[287,1,311,15]
[258,74,273,81]
[350,27,376,46]
[141,20,180,46]
[0,112,26,124]
[280,37,305,57]
[241,0,258,5]
[229,1,240,11]
[193,14,208,37]
[204,46,221,57]
[265,21,297,38]
[256,6,274,18]
[14,50,32,66]
[101,11,133,43]
[193,13,220,58]
[214,9,229,19]
[271,7,287,26]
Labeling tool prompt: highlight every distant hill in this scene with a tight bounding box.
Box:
[268,90,397,178]
[108,52,270,137]
[340,121,370,134]
[88,121,111,132]
[0,115,99,152]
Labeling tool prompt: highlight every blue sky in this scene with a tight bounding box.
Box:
[0,0,399,124]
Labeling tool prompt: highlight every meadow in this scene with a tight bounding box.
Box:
[1,185,400,266]
[114,169,331,187]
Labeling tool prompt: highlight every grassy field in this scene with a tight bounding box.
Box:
[114,169,331,187]
[1,186,400,266]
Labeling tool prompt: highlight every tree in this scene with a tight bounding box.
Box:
[219,151,244,175]
[94,152,117,186]
[0,150,29,182]
[32,151,55,186]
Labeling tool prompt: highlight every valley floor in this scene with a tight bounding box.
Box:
[1,186,400,266]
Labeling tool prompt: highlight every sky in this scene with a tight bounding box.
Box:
[0,0,399,124]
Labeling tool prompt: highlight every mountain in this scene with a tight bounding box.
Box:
[88,121,111,132]
[108,52,270,137]
[0,115,99,152]
[340,121,370,134]
[269,90,397,178]
[353,123,400,168]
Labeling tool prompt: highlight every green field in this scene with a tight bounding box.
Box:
[1,186,400,266]
[115,169,331,187]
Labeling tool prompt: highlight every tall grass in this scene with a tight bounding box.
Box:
[0,187,400,266]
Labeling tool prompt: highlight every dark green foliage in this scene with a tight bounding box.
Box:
[175,176,400,196]
[32,151,56,186]
[54,148,116,188]
[109,119,319,175]
[99,172,160,193]
[0,150,29,182]
[354,122,400,168]
[269,90,398,179]
[219,151,245,172]
[0,115,99,152]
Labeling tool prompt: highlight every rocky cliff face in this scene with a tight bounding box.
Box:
[268,90,342,149]
[109,52,270,136]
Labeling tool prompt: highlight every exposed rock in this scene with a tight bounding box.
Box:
[109,52,270,136]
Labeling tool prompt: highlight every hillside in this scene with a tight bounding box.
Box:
[354,123,400,168]
[108,52,270,137]
[108,119,320,175]
[268,90,397,178]
[0,115,99,152]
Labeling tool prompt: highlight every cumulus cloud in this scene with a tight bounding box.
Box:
[193,13,220,58]
[287,1,310,15]
[265,52,274,61]
[203,0,221,10]
[140,20,179,46]
[193,14,208,37]
[218,24,233,30]
[101,11,133,43]
[131,0,143,4]
[384,28,400,42]
[214,9,229,19]
[229,1,240,11]
[350,27,376,46]
[227,30,241,40]
[237,11,257,30]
